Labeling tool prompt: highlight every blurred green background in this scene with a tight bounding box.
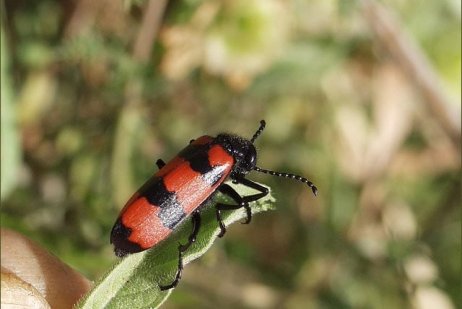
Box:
[1,0,460,308]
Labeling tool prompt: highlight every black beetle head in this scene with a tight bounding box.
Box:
[215,120,318,195]
[215,134,257,177]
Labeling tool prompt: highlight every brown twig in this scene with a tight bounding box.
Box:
[132,0,168,62]
[360,0,461,148]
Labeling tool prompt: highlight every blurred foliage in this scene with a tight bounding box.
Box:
[1,26,21,199]
[1,0,460,308]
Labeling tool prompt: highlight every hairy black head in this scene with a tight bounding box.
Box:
[215,133,257,178]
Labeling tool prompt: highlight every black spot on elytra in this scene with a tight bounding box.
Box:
[110,217,144,257]
[137,176,186,229]
[139,177,175,207]
[179,144,213,175]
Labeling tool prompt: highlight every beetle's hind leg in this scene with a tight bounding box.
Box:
[215,179,269,237]
[156,159,166,169]
[159,210,201,291]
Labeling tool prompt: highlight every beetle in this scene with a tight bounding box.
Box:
[110,120,317,290]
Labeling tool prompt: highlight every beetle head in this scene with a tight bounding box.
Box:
[216,134,257,177]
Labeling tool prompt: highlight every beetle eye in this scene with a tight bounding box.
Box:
[245,147,257,171]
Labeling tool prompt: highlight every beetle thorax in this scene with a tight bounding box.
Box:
[215,133,257,177]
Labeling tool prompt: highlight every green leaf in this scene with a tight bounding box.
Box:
[78,182,275,309]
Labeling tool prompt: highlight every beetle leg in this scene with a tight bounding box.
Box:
[159,245,184,291]
[215,180,268,237]
[179,210,201,252]
[156,159,166,169]
[216,184,246,237]
[234,177,270,202]
[159,211,201,291]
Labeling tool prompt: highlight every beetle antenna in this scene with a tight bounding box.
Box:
[251,120,266,143]
[254,166,318,196]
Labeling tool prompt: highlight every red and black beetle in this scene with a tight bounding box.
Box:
[110,120,317,290]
